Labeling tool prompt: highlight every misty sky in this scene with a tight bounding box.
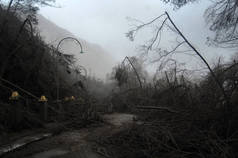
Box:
[39,0,235,69]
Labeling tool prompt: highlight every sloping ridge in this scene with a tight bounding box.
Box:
[36,14,116,79]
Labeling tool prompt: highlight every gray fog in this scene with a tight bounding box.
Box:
[40,0,235,74]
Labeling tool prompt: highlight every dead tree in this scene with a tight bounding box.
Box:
[122,56,143,89]
[126,11,231,133]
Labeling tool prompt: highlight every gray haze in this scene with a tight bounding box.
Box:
[39,0,236,76]
[37,14,116,79]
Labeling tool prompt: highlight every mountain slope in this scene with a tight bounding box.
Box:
[36,14,116,79]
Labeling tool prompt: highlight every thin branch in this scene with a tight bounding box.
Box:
[168,41,186,53]
[126,14,166,41]
[131,13,166,32]
[122,56,143,88]
[148,18,168,50]
[165,11,231,128]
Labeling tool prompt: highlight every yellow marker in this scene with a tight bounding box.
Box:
[9,91,20,100]
[39,95,48,102]
[71,96,75,101]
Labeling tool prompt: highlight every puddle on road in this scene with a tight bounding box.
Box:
[103,113,136,126]
[32,149,69,158]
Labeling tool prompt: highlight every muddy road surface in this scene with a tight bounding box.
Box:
[2,113,136,158]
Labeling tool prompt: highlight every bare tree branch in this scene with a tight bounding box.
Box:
[122,56,143,88]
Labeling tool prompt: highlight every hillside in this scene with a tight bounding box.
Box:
[37,14,116,79]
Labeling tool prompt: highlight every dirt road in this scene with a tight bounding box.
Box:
[2,113,136,158]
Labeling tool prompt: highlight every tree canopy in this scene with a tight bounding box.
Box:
[3,0,56,23]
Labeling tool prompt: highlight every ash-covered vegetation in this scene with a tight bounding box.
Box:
[0,0,103,136]
[1,0,238,158]
[102,55,238,157]
[97,0,238,157]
